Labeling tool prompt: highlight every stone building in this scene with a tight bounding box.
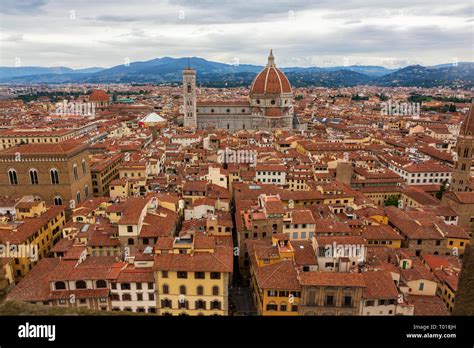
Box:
[299,272,365,316]
[452,100,474,192]
[183,50,294,131]
[0,142,93,206]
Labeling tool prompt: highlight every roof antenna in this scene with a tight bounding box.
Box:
[187,57,190,69]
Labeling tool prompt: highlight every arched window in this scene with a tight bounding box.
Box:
[197,286,204,295]
[163,284,169,294]
[50,169,59,184]
[212,286,219,296]
[76,191,81,204]
[464,147,470,158]
[81,159,87,174]
[211,300,221,310]
[187,84,191,93]
[29,169,39,185]
[8,169,18,185]
[54,196,63,206]
[55,281,66,290]
[75,280,87,289]
[195,299,206,310]
[179,285,186,295]
[84,185,89,197]
[73,164,78,180]
[96,280,107,288]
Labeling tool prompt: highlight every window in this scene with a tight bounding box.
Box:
[343,295,352,307]
[210,272,220,279]
[8,169,18,185]
[55,281,66,290]
[177,271,188,279]
[211,300,221,310]
[266,303,278,311]
[280,303,287,311]
[121,283,131,290]
[75,280,87,289]
[212,286,219,296]
[195,300,206,310]
[29,169,39,185]
[268,290,277,297]
[53,196,63,206]
[147,282,153,290]
[82,159,87,174]
[197,286,204,295]
[73,164,79,180]
[419,282,424,291]
[194,272,205,279]
[179,285,187,295]
[76,191,81,204]
[161,299,172,308]
[96,280,107,288]
[163,285,169,294]
[326,295,334,306]
[148,293,154,301]
[127,226,133,233]
[162,271,168,278]
[136,283,142,290]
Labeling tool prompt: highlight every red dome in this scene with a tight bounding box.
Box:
[89,90,110,102]
[250,50,292,95]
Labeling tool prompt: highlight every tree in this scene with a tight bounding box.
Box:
[436,180,448,200]
[449,103,456,112]
[384,195,400,207]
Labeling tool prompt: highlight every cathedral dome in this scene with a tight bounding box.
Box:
[250,50,292,95]
[89,90,110,102]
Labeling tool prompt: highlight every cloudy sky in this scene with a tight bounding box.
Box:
[0,0,473,69]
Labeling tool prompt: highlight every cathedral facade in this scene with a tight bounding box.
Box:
[182,50,294,131]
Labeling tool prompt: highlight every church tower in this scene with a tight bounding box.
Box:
[182,65,197,128]
[452,100,474,192]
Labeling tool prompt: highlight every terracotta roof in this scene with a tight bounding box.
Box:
[89,90,110,102]
[299,272,365,287]
[250,51,291,95]
[362,270,399,299]
[254,259,301,290]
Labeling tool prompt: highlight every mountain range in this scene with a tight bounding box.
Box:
[0,57,472,88]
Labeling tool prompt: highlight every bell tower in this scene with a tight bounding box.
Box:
[452,100,474,192]
[182,64,197,128]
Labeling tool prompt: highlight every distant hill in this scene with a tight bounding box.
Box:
[0,66,104,79]
[373,63,474,88]
[0,57,472,88]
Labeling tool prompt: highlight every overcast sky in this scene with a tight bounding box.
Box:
[0,0,473,69]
